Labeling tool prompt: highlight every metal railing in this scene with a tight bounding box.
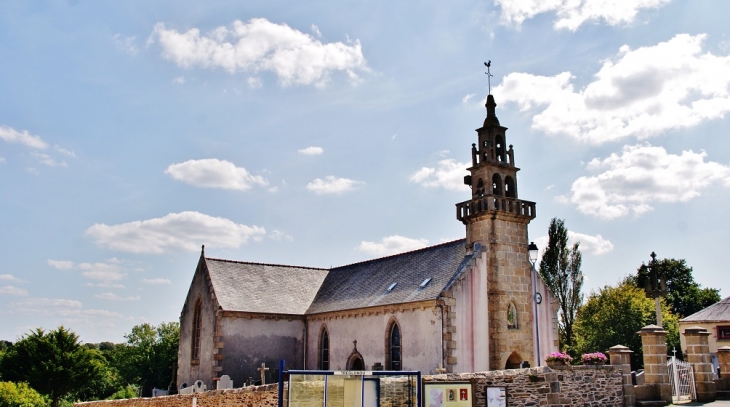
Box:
[668,356,696,402]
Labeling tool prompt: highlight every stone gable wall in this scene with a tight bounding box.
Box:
[76,366,623,407]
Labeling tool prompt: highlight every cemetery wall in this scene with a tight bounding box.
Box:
[74,383,279,407]
[76,365,623,407]
[429,366,623,407]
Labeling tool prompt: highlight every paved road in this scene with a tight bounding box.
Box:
[675,401,730,406]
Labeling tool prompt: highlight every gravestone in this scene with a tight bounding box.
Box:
[258,362,270,385]
[152,388,168,397]
[192,380,207,393]
[179,383,193,395]
[217,375,234,390]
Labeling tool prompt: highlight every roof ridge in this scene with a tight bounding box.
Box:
[333,238,466,269]
[205,257,329,271]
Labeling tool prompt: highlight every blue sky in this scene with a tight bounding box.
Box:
[2,0,730,343]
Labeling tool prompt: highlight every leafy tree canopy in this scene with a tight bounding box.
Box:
[632,257,720,318]
[0,327,101,407]
[112,322,179,394]
[573,279,679,370]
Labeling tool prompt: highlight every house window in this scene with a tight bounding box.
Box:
[320,327,330,370]
[388,321,402,370]
[507,302,518,329]
[719,326,730,340]
[191,298,202,361]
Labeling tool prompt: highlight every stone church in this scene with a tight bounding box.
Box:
[176,93,559,389]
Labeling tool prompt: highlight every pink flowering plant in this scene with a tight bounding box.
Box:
[582,352,608,364]
[545,351,573,364]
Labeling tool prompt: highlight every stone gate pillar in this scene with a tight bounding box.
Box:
[718,346,730,379]
[608,345,635,407]
[638,325,672,403]
[683,326,717,402]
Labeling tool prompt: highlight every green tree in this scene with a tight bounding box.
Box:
[113,322,179,393]
[633,258,721,318]
[538,218,584,351]
[0,382,49,407]
[0,327,101,407]
[573,279,679,369]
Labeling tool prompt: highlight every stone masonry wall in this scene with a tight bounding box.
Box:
[77,366,623,407]
[427,366,623,407]
[74,384,279,407]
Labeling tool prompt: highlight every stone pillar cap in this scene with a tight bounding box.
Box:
[718,346,730,352]
[607,345,633,354]
[683,326,710,335]
[638,324,667,334]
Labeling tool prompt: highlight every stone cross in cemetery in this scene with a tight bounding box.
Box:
[435,363,447,374]
[258,362,270,385]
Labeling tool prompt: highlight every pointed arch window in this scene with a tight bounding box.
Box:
[387,321,402,370]
[319,326,330,370]
[492,174,503,196]
[191,298,202,361]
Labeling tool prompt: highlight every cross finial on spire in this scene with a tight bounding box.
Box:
[484,60,493,95]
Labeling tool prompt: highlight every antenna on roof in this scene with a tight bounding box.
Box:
[484,60,493,95]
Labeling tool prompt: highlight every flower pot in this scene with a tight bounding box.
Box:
[546,360,566,369]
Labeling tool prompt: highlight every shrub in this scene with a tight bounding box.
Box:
[545,351,573,364]
[0,382,49,407]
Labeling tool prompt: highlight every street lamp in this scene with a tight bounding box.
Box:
[528,241,541,366]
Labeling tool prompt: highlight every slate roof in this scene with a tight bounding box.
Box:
[681,296,730,323]
[203,239,476,316]
[306,239,474,314]
[204,258,329,315]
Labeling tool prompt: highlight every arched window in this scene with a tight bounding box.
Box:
[476,179,485,197]
[504,176,516,198]
[319,326,330,370]
[387,320,402,370]
[492,174,503,196]
[191,298,202,361]
[507,302,518,329]
[495,135,505,162]
[505,352,522,369]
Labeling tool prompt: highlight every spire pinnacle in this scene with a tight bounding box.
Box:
[483,94,500,126]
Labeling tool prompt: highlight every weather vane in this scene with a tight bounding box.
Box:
[484,60,493,95]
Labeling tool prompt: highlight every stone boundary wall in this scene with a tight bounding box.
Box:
[76,366,623,407]
[74,384,279,407]
[427,366,623,407]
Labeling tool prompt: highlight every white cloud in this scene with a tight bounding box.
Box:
[95,292,141,301]
[165,158,268,191]
[141,278,171,285]
[11,298,82,309]
[356,235,429,257]
[0,125,48,149]
[0,274,23,282]
[54,145,75,157]
[47,259,74,270]
[567,231,614,255]
[298,146,323,155]
[269,229,294,242]
[0,286,28,296]
[306,176,362,194]
[79,262,127,281]
[569,144,730,219]
[173,76,185,84]
[410,159,470,191]
[85,211,266,253]
[311,24,322,38]
[31,151,67,167]
[85,282,125,288]
[496,34,730,144]
[150,18,368,87]
[25,167,39,175]
[247,77,263,89]
[495,0,670,31]
[113,33,138,55]
[462,94,475,104]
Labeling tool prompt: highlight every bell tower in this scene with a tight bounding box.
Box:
[456,92,538,369]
